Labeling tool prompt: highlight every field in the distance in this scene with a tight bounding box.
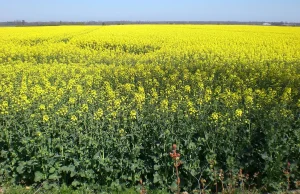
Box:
[1,25,300,65]
[0,25,300,193]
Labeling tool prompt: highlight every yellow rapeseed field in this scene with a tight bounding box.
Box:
[1,25,299,120]
[0,25,300,191]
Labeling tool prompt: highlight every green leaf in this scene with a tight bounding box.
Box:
[130,164,137,171]
[134,174,140,181]
[34,171,44,182]
[170,181,178,191]
[154,164,160,171]
[60,166,69,172]
[48,173,60,180]
[190,169,197,176]
[42,181,50,190]
[70,170,77,178]
[60,165,75,173]
[153,173,161,183]
[188,142,196,149]
[68,165,75,173]
[105,166,113,172]
[72,180,81,187]
[16,165,24,174]
[261,153,268,160]
[93,152,101,160]
[0,150,8,158]
[49,167,56,174]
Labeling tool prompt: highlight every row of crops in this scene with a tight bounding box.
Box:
[0,25,300,192]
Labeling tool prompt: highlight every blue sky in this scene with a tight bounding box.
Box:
[0,0,299,22]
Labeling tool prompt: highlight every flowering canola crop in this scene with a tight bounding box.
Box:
[0,25,300,191]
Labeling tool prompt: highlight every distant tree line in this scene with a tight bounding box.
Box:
[0,20,299,26]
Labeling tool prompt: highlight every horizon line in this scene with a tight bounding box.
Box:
[1,20,299,23]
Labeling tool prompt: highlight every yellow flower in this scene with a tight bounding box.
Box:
[39,104,46,111]
[2,101,8,107]
[160,99,169,112]
[197,98,203,105]
[130,110,137,119]
[76,84,83,95]
[245,96,253,106]
[211,112,219,121]
[235,109,243,117]
[119,128,125,136]
[71,115,77,122]
[184,85,191,93]
[43,115,49,122]
[68,97,76,104]
[57,105,68,116]
[94,108,103,120]
[204,89,212,102]
[171,103,178,113]
[90,90,97,98]
[187,101,197,115]
[49,104,54,109]
[123,83,132,92]
[0,101,9,115]
[111,111,117,118]
[134,93,145,109]
[81,103,89,112]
